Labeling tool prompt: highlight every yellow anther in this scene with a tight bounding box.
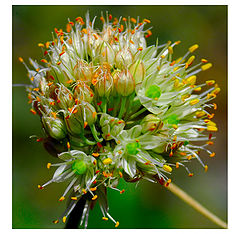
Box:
[187,155,192,160]
[207,125,218,132]
[38,43,44,47]
[115,221,120,228]
[186,75,196,85]
[174,79,179,88]
[103,158,112,165]
[201,58,208,63]
[212,87,221,95]
[41,59,48,63]
[92,152,99,157]
[175,57,182,63]
[210,152,216,157]
[180,152,187,156]
[92,195,98,200]
[175,40,181,45]
[172,124,178,129]
[168,46,173,54]
[213,103,217,110]
[207,120,216,127]
[188,173,194,177]
[143,18,151,23]
[67,142,70,149]
[47,163,51,169]
[90,187,97,191]
[92,112,97,118]
[84,121,88,128]
[18,57,24,63]
[119,171,123,178]
[201,63,212,71]
[45,41,50,48]
[206,80,215,86]
[102,217,108,221]
[53,220,59,224]
[204,165,208,172]
[194,87,202,92]
[176,162,179,169]
[62,216,67,223]
[196,111,205,118]
[187,55,195,65]
[161,55,165,59]
[130,17,137,23]
[188,44,199,53]
[173,66,179,71]
[30,77,34,81]
[71,197,77,200]
[163,165,172,173]
[189,99,200,105]
[82,189,87,194]
[59,196,65,201]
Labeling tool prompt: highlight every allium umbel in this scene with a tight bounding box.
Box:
[19,13,220,228]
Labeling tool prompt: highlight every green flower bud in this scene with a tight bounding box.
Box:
[141,114,163,133]
[115,70,135,96]
[81,102,97,126]
[129,60,145,90]
[42,116,67,140]
[64,111,83,136]
[115,49,133,69]
[73,60,93,85]
[57,85,75,109]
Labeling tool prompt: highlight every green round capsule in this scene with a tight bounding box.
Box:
[145,85,162,99]
[167,114,180,125]
[126,142,141,155]
[72,160,87,175]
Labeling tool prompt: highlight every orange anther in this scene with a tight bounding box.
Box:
[67,142,70,149]
[30,109,37,115]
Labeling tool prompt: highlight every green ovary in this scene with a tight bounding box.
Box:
[126,142,141,155]
[72,160,87,175]
[167,114,180,125]
[145,85,162,99]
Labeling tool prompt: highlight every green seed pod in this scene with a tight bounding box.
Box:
[141,114,163,133]
[145,85,162,99]
[115,49,133,69]
[73,60,93,85]
[42,116,67,140]
[115,69,135,96]
[72,160,87,175]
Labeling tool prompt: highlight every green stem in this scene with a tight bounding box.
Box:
[80,132,96,145]
[90,124,103,142]
[166,182,227,229]
[113,96,120,117]
[128,107,146,121]
[101,97,107,113]
[118,96,127,119]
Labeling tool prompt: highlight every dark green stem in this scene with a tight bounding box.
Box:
[101,97,107,113]
[128,107,146,121]
[90,124,103,142]
[118,96,127,119]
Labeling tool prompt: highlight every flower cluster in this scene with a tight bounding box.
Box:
[19,12,220,228]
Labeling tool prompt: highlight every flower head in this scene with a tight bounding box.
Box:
[20,12,219,228]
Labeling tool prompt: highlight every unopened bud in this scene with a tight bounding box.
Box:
[74,82,94,103]
[73,60,93,85]
[129,60,145,91]
[115,49,133,69]
[64,111,83,136]
[115,70,135,96]
[42,116,67,140]
[80,102,97,126]
[98,41,115,64]
[141,114,162,133]
[57,85,75,109]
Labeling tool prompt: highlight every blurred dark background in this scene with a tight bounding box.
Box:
[12,5,227,229]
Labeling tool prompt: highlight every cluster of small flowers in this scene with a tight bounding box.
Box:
[19,12,220,228]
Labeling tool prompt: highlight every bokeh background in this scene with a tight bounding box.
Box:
[12,5,227,229]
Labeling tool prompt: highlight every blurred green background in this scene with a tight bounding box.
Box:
[12,5,227,229]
